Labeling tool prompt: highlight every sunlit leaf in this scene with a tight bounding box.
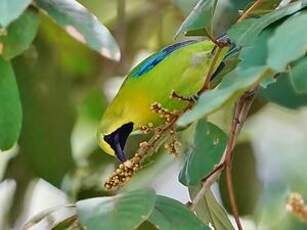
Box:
[0,9,40,60]
[0,0,31,27]
[228,1,307,46]
[148,195,210,230]
[179,120,227,186]
[35,0,120,61]
[23,204,76,230]
[189,187,233,229]
[289,57,307,94]
[76,189,156,230]
[0,58,22,150]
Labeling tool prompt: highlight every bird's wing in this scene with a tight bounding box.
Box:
[129,40,198,78]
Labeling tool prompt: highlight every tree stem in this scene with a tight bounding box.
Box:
[190,87,257,229]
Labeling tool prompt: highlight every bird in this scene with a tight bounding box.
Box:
[97,39,229,162]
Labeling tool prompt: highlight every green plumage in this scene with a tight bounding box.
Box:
[98,40,227,157]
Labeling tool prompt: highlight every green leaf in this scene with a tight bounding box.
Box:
[267,11,307,72]
[176,0,218,37]
[179,120,227,186]
[0,9,40,60]
[0,0,32,27]
[13,44,75,186]
[211,0,252,37]
[228,0,307,46]
[249,0,281,16]
[176,0,252,38]
[52,215,80,230]
[0,58,22,150]
[35,0,120,61]
[148,195,210,230]
[239,29,273,68]
[174,0,199,16]
[219,142,261,215]
[178,66,272,126]
[189,187,233,230]
[289,57,307,94]
[260,73,307,109]
[76,189,156,230]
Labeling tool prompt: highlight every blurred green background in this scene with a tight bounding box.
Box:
[1,0,307,229]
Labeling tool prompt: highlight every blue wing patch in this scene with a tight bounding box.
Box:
[131,40,198,78]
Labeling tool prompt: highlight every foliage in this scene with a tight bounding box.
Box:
[1,0,307,230]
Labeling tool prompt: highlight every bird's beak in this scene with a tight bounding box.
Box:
[103,122,134,162]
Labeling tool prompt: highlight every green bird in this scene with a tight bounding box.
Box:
[98,39,228,162]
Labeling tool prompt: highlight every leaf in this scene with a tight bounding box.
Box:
[176,0,218,38]
[13,44,75,186]
[148,195,210,230]
[267,11,307,72]
[289,57,307,94]
[76,189,156,230]
[23,204,76,230]
[189,187,233,230]
[176,0,252,38]
[239,29,273,68]
[219,142,261,215]
[260,73,307,109]
[179,120,227,186]
[0,58,22,150]
[35,0,120,61]
[0,9,40,60]
[0,0,32,27]
[249,0,281,16]
[178,66,272,126]
[52,215,81,230]
[174,0,199,16]
[211,0,252,37]
[228,0,307,47]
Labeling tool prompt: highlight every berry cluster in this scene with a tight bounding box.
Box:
[287,192,307,222]
[104,153,143,190]
[150,102,178,123]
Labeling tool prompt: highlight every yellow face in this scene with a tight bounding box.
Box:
[98,134,115,155]
[98,116,135,162]
[98,86,155,161]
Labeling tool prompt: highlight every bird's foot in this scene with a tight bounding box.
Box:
[170,90,199,103]
[216,34,232,48]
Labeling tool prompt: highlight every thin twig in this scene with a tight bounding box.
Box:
[198,47,224,93]
[190,0,266,227]
[238,0,264,22]
[190,87,257,229]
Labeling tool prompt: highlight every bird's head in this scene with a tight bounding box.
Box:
[98,116,135,162]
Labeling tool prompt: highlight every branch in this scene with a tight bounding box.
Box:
[190,87,257,229]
